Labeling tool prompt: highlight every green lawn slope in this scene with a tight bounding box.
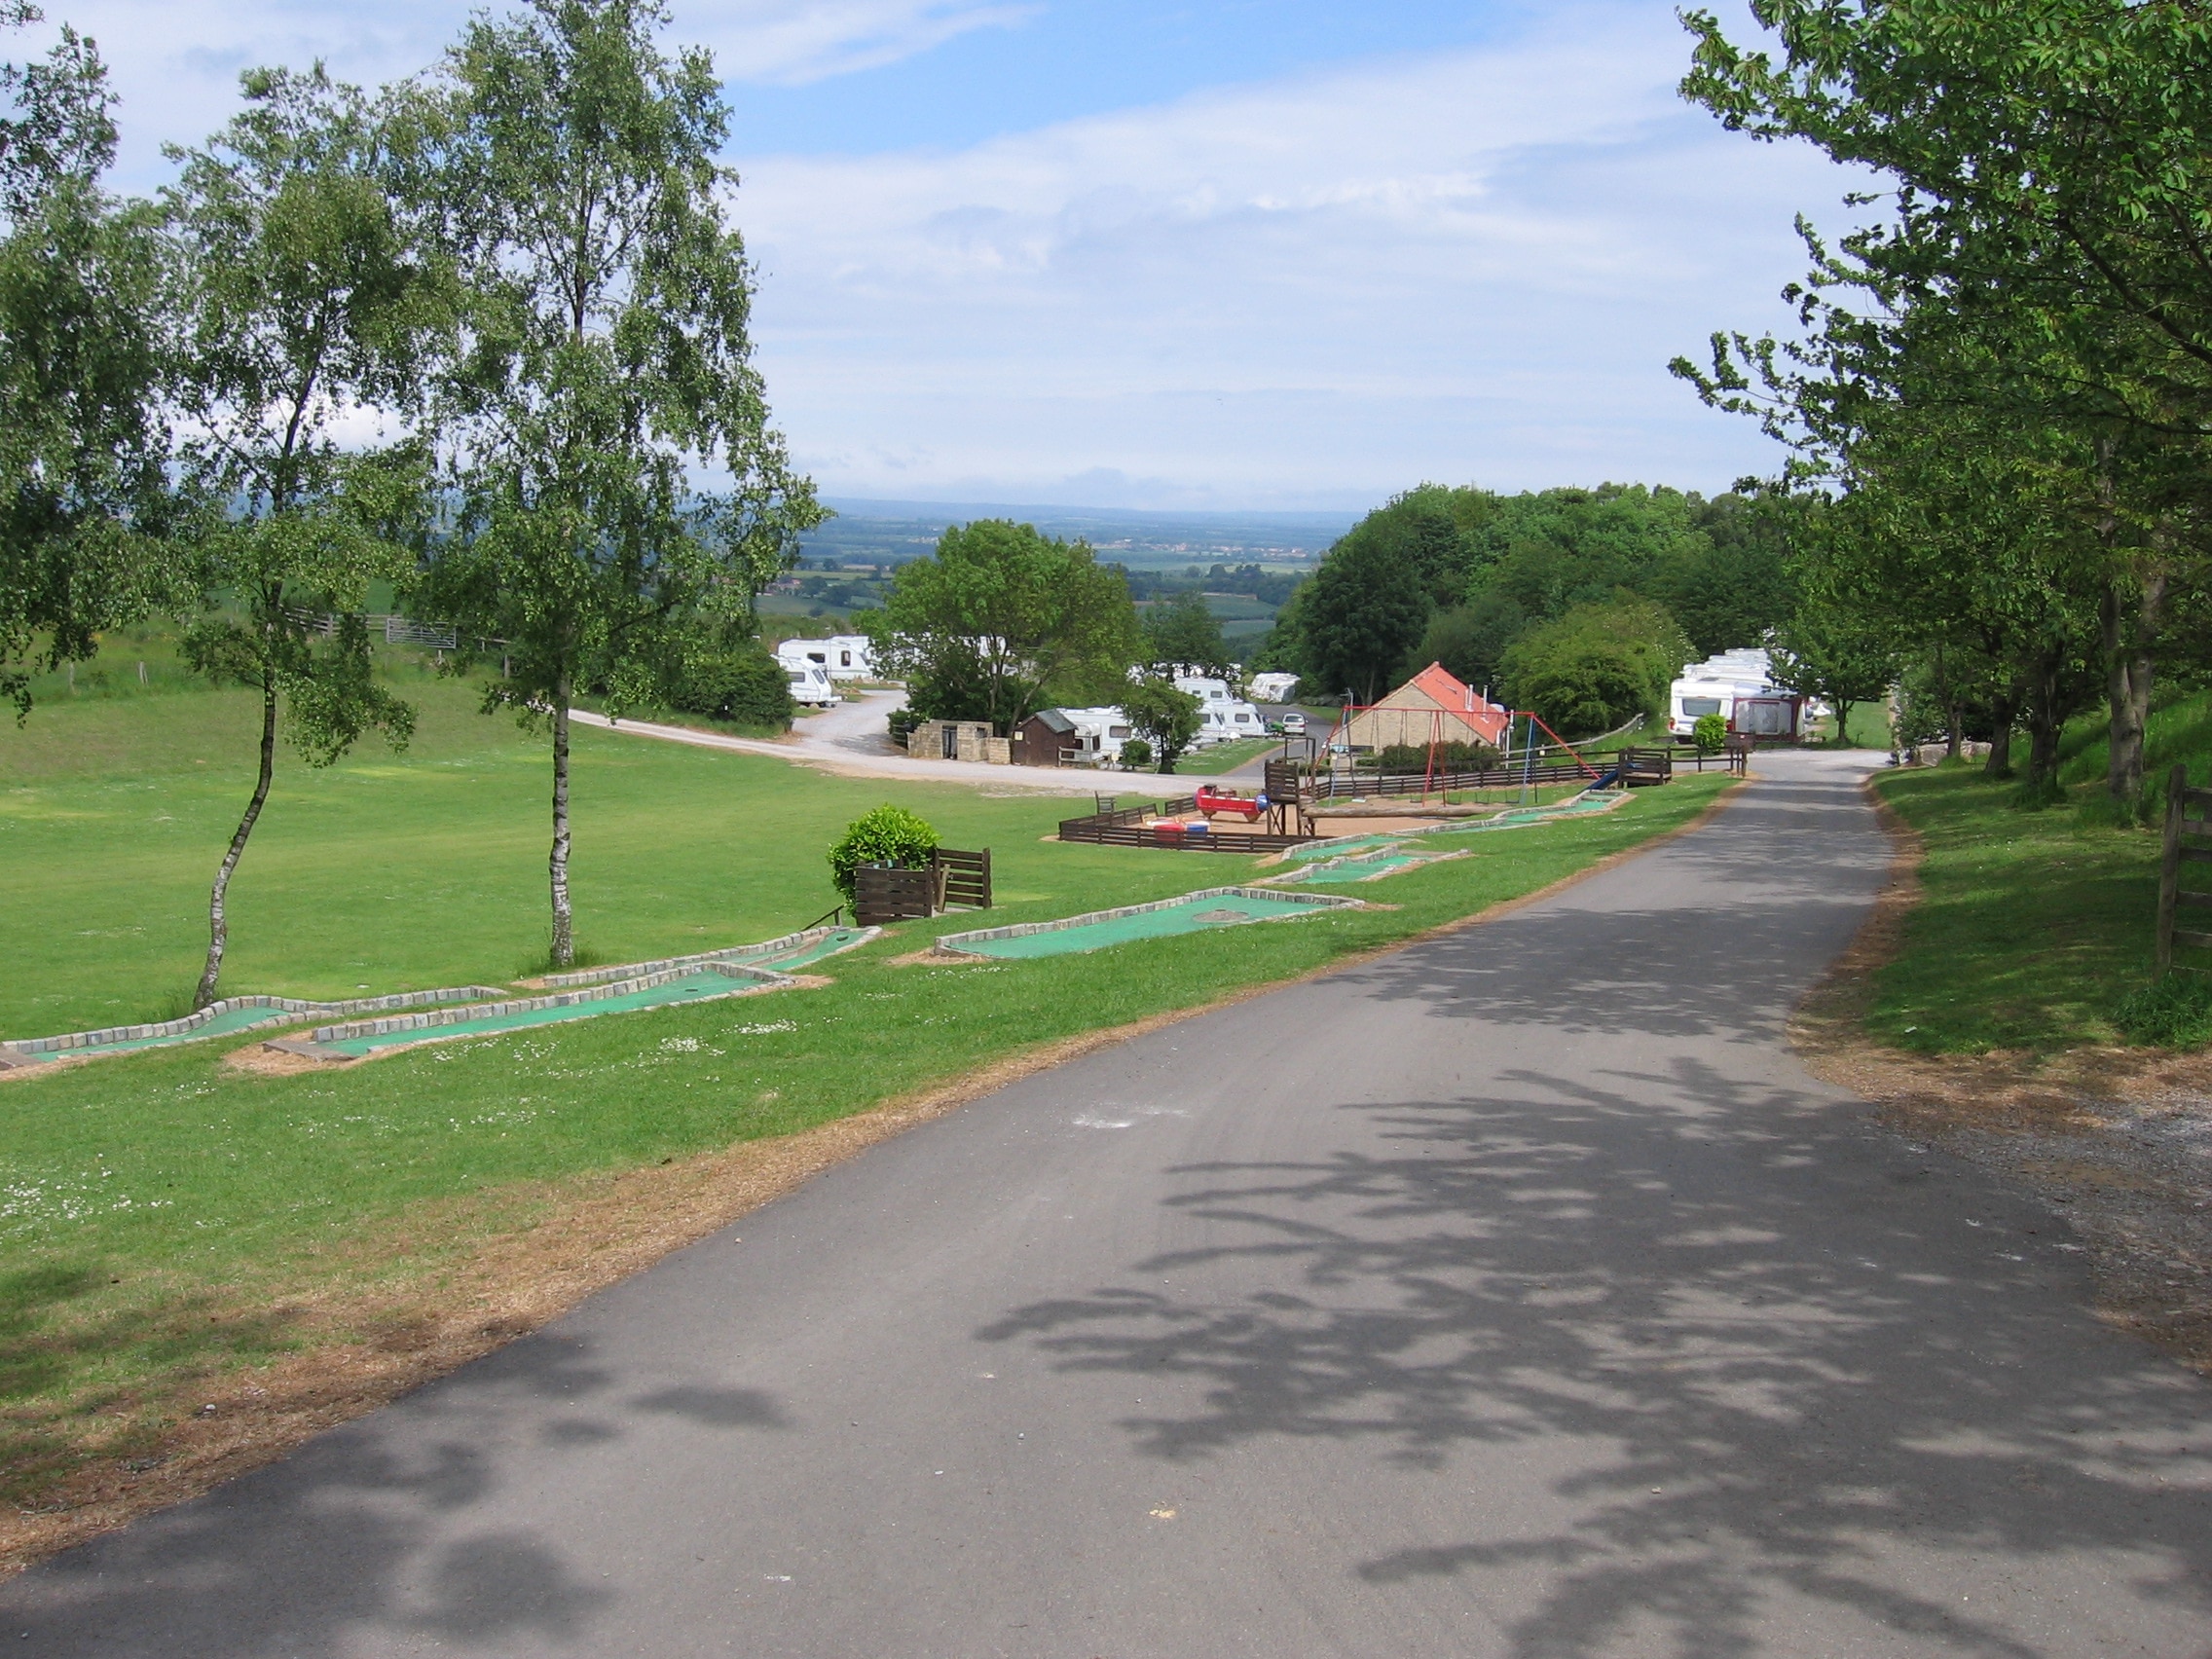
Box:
[1866,688,2212,1054]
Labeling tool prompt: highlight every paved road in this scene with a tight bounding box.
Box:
[573,693,1096,794]
[10,752,2210,1656]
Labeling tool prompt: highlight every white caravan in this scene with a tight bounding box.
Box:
[784,659,840,708]
[1247,672,1300,704]
[1058,707,1135,763]
[1173,676,1268,748]
[776,635,875,682]
[1667,648,1803,739]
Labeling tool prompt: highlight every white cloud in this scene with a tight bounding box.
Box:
[703,0,1035,85]
[21,0,1028,182]
[734,6,1862,506]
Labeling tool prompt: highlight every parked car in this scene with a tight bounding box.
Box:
[1279,712,1306,734]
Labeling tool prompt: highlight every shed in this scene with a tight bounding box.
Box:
[1012,708,1081,766]
[906,719,1009,764]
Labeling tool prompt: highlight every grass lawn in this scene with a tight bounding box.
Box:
[0,679,1732,1512]
[1174,736,1281,775]
[1864,690,2212,1055]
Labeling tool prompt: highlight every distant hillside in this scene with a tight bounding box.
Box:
[800,498,1360,571]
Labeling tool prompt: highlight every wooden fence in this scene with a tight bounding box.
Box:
[1057,796,1318,854]
[935,847,991,909]
[852,847,993,925]
[853,864,943,926]
[2157,766,2212,974]
[1309,760,1595,800]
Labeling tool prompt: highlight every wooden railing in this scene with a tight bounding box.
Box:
[1309,761,1592,799]
[2157,767,2212,974]
[1057,798,1315,853]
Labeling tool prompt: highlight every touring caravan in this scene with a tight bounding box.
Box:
[776,635,875,683]
[1174,676,1268,748]
[784,658,840,708]
[1667,648,1803,739]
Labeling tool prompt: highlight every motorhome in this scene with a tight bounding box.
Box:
[1667,648,1804,739]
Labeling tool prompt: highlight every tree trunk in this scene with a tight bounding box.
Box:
[1933,642,1960,761]
[1984,685,2018,779]
[1832,699,1854,748]
[2022,651,2067,793]
[2101,572,2163,807]
[549,689,574,968]
[197,680,279,1009]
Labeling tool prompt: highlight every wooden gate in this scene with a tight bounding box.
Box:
[2157,765,2212,974]
[935,847,992,909]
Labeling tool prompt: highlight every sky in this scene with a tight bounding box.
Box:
[23,0,1862,513]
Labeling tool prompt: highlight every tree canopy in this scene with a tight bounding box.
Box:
[867,518,1140,732]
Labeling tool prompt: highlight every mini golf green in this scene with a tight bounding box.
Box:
[936,887,1360,960]
[0,984,510,1069]
[1279,853,1426,884]
[302,965,781,1059]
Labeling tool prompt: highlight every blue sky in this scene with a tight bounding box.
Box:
[36,0,1859,512]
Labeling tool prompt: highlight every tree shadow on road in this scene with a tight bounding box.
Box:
[979,1056,2212,1655]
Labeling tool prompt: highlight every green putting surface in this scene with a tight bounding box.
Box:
[757,927,870,970]
[5,1003,310,1062]
[1282,854,1424,884]
[320,969,767,1057]
[943,889,1352,959]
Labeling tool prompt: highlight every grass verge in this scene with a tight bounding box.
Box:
[0,682,1735,1569]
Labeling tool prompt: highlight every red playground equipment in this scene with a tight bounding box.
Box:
[1194,785,1266,822]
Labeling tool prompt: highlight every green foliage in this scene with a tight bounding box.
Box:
[2114,975,2212,1050]
[1301,522,1431,705]
[0,12,175,719]
[1499,600,1693,736]
[1404,594,1522,693]
[1121,675,1203,773]
[411,0,821,965]
[1691,712,1727,754]
[1143,588,1232,675]
[1118,735,1153,771]
[1770,598,1899,750]
[1373,740,1497,775]
[663,643,792,730]
[828,803,940,902]
[868,519,1140,732]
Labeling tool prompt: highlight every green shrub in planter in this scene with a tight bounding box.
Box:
[1692,713,1727,755]
[828,804,940,901]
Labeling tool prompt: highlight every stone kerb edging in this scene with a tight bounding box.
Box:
[269,961,796,1060]
[0,984,513,1066]
[531,924,879,988]
[933,887,1363,958]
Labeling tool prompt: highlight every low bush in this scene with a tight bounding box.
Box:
[1119,736,1153,771]
[2115,973,2212,1049]
[665,645,793,730]
[1692,713,1727,755]
[1372,740,1499,775]
[828,803,940,900]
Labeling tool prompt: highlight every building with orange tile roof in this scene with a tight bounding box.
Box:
[1340,662,1511,753]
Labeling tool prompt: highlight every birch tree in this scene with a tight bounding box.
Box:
[167,66,440,1005]
[417,0,820,969]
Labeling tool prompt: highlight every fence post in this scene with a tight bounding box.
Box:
[2158,763,2185,974]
